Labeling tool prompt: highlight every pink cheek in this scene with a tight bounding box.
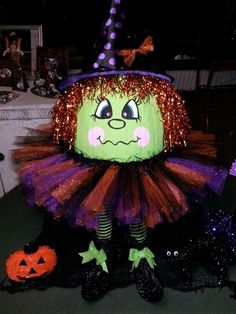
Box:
[134,127,150,147]
[87,127,105,146]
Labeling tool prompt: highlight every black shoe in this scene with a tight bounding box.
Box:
[81,260,110,300]
[129,238,164,302]
[80,239,112,300]
[133,257,164,302]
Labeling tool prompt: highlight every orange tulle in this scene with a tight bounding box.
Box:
[139,167,174,227]
[12,145,60,163]
[52,165,100,205]
[80,165,120,214]
[150,164,189,215]
[164,160,208,188]
[33,160,82,206]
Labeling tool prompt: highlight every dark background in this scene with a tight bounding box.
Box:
[0,0,236,69]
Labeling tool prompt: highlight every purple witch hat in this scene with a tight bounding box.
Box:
[59,0,171,91]
[92,0,125,70]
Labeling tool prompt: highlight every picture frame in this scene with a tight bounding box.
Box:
[0,25,43,78]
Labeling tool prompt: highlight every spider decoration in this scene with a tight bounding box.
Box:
[157,227,231,290]
[158,239,195,289]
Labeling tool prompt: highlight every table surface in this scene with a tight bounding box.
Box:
[0,83,56,196]
[0,83,56,120]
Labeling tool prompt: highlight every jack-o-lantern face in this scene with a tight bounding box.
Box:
[5,245,57,283]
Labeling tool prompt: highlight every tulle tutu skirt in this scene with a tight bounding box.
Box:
[15,143,228,231]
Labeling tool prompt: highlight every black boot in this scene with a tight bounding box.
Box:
[79,239,112,300]
[129,240,164,302]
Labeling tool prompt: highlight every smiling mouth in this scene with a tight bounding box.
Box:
[98,136,140,146]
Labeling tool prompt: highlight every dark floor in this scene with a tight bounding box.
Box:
[0,87,236,314]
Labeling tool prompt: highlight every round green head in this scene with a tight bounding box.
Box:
[52,74,190,163]
[74,91,164,162]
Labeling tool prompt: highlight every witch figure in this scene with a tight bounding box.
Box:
[4,0,229,302]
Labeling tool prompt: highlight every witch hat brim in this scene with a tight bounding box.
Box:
[59,69,172,91]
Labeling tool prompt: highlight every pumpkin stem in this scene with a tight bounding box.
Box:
[23,242,39,254]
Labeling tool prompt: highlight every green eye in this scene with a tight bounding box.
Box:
[122,99,139,119]
[95,98,112,119]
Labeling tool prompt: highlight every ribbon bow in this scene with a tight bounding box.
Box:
[118,35,154,67]
[128,247,157,271]
[79,241,108,273]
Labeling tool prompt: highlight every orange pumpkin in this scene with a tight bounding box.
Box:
[5,243,57,283]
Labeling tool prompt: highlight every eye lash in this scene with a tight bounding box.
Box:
[90,114,97,121]
[133,97,141,106]
[96,96,102,104]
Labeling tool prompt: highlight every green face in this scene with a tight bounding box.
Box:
[74,91,164,162]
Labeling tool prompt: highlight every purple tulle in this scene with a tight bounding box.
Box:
[20,154,67,190]
[43,196,60,214]
[33,165,82,206]
[18,152,228,230]
[167,157,228,194]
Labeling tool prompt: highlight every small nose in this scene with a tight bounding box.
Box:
[108,119,126,129]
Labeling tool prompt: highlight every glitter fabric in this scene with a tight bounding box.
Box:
[203,209,236,259]
[134,258,164,302]
[19,154,68,190]
[16,145,227,231]
[80,239,113,300]
[167,157,228,193]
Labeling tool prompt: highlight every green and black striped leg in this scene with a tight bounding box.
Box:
[79,209,113,300]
